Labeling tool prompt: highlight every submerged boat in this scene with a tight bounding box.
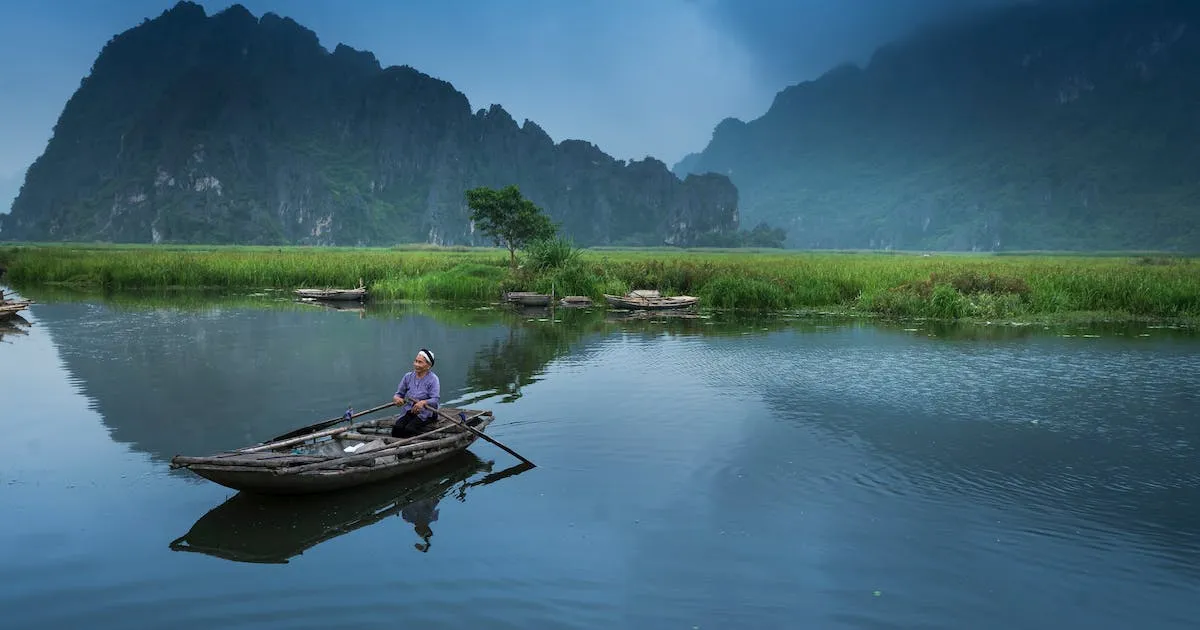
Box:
[170,406,494,495]
[298,299,366,314]
[293,287,367,301]
[0,317,29,340]
[559,295,593,307]
[169,452,531,563]
[503,291,552,306]
[603,292,699,310]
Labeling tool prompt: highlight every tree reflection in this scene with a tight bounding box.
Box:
[461,308,610,402]
[459,307,806,403]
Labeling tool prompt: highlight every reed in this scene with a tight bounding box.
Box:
[2,244,1196,322]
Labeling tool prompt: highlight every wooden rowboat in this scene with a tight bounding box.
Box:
[503,291,552,306]
[0,291,33,320]
[293,287,367,301]
[170,407,494,495]
[0,303,31,320]
[603,293,699,310]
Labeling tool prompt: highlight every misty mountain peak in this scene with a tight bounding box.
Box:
[675,0,1200,251]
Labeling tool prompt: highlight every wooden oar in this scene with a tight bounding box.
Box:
[265,401,396,444]
[403,398,535,467]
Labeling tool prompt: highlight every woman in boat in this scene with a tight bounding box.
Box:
[391,348,441,438]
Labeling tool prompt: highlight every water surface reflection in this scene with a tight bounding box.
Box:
[170,452,532,563]
[4,285,1199,629]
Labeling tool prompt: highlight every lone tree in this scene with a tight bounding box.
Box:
[465,184,556,268]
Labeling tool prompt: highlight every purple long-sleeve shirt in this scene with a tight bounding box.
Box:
[395,371,440,420]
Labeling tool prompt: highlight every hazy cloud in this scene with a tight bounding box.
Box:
[694,0,1017,86]
[248,0,768,165]
[0,0,1034,193]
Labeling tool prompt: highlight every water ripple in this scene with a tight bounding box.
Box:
[6,303,1200,629]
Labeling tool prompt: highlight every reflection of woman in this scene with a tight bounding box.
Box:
[401,495,441,552]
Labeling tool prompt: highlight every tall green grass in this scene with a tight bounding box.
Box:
[2,243,1197,321]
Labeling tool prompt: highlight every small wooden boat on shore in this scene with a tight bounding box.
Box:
[559,295,593,307]
[503,291,552,307]
[0,300,32,320]
[0,304,30,320]
[0,289,33,320]
[604,291,698,310]
[170,406,494,495]
[294,287,367,301]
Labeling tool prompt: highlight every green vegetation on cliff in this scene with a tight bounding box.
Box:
[0,2,741,248]
[676,0,1200,252]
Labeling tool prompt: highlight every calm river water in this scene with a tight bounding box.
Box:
[2,287,1198,629]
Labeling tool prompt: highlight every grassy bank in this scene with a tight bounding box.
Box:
[2,243,1197,323]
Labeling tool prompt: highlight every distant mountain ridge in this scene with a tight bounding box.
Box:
[675,0,1200,251]
[0,2,740,247]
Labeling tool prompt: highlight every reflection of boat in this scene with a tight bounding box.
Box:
[169,406,494,494]
[293,287,367,301]
[604,290,698,310]
[169,452,529,563]
[607,309,703,323]
[298,299,366,314]
[503,291,552,307]
[0,314,30,340]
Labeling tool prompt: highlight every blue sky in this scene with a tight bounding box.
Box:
[0,0,1014,211]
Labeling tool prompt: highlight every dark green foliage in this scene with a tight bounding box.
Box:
[533,263,600,298]
[699,276,788,311]
[465,185,556,267]
[676,0,1200,252]
[945,270,1031,298]
[690,222,787,248]
[523,237,581,271]
[421,263,506,301]
[860,270,1032,319]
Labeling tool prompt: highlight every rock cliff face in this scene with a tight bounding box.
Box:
[675,0,1200,251]
[1,2,739,246]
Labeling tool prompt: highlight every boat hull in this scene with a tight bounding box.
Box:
[0,300,32,320]
[503,291,551,306]
[173,409,493,495]
[294,288,367,301]
[186,446,471,494]
[603,294,698,310]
